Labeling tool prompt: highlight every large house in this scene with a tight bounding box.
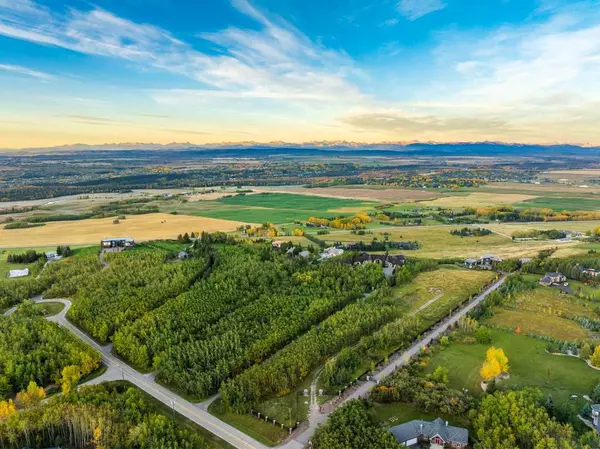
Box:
[390,417,469,448]
[464,254,502,270]
[319,247,344,260]
[539,272,567,286]
[350,252,406,269]
[101,237,135,251]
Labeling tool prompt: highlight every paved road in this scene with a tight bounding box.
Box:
[5,276,506,449]
[339,275,507,403]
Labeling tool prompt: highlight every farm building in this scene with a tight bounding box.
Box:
[390,417,469,449]
[7,268,30,279]
[583,268,600,278]
[539,272,567,286]
[101,237,135,250]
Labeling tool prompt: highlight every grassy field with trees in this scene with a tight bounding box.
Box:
[425,330,599,404]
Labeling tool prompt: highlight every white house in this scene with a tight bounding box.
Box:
[319,247,344,260]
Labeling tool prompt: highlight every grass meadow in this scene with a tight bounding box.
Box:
[322,226,582,259]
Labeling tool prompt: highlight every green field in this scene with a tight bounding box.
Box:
[426,330,599,404]
[516,197,600,211]
[168,193,378,224]
[217,193,376,211]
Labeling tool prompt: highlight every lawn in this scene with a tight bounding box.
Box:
[208,398,288,447]
[321,226,583,259]
[257,392,310,428]
[425,330,600,404]
[516,197,600,211]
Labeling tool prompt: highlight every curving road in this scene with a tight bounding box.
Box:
[4,275,506,449]
[5,298,271,449]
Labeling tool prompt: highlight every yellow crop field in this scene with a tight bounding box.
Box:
[0,213,250,247]
[421,192,538,208]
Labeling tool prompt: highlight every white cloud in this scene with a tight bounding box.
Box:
[379,18,399,27]
[0,0,362,104]
[397,0,446,21]
[0,63,54,80]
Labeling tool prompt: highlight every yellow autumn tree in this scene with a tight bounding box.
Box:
[590,346,600,367]
[16,381,45,409]
[480,347,510,381]
[61,365,82,395]
[0,399,16,419]
[92,426,103,448]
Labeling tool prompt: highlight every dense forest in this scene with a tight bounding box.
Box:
[66,250,210,343]
[0,383,211,449]
[0,304,101,399]
[112,244,386,398]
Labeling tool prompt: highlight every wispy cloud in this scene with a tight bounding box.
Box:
[397,0,446,21]
[0,63,54,80]
[0,0,361,104]
[341,110,516,135]
[379,18,399,27]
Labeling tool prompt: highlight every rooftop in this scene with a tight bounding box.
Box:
[390,418,468,446]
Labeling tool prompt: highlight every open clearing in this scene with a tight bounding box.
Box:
[395,266,496,312]
[426,330,599,404]
[0,213,247,247]
[322,226,582,259]
[486,278,600,341]
[420,192,538,208]
[487,309,590,341]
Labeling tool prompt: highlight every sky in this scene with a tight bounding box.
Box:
[1,0,600,148]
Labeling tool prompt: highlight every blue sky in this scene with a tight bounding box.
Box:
[1,0,599,148]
